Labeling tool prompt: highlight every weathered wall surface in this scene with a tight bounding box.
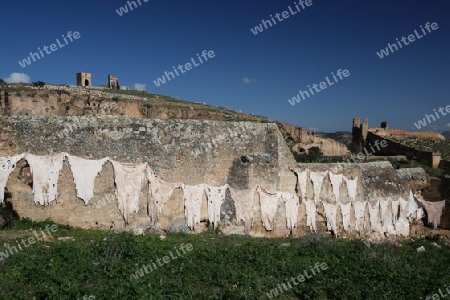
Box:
[289,162,429,238]
[0,116,298,237]
[0,89,143,118]
[0,116,436,238]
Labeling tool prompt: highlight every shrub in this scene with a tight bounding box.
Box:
[294,147,323,162]
[32,81,46,88]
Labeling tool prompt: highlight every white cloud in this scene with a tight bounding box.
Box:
[4,72,31,83]
[242,77,257,85]
[134,83,146,91]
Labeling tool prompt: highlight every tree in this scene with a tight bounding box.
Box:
[0,78,5,87]
[293,152,310,163]
[293,146,324,163]
[308,146,323,162]
[32,81,46,88]
[347,142,359,154]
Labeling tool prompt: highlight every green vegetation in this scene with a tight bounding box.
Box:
[96,88,187,104]
[82,87,268,123]
[317,131,353,147]
[96,88,151,98]
[0,219,449,299]
[294,146,324,163]
[4,85,34,92]
[319,155,348,163]
[32,81,46,88]
[294,152,347,164]
[347,142,359,154]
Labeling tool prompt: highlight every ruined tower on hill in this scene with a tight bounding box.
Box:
[108,75,120,90]
[352,117,368,152]
[76,72,92,87]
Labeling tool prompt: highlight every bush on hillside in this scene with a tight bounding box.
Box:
[32,81,46,88]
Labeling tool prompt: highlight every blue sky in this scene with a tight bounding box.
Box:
[1,0,449,133]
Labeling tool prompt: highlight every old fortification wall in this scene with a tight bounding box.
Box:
[0,116,435,238]
[366,132,438,167]
[0,116,300,237]
[370,127,445,141]
[290,162,430,237]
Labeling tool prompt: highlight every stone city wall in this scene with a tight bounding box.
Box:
[0,116,433,238]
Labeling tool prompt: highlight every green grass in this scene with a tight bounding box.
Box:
[94,88,190,104]
[0,219,449,299]
[95,88,151,98]
[5,86,34,93]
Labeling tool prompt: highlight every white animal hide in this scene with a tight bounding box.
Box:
[111,160,147,223]
[0,154,24,203]
[25,153,65,206]
[228,186,256,233]
[147,166,180,225]
[205,184,228,229]
[340,202,352,232]
[67,155,107,204]
[181,184,205,231]
[257,187,281,231]
[310,171,326,205]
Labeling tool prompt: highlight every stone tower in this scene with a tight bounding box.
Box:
[352,118,362,152]
[76,72,92,87]
[352,117,369,152]
[108,75,120,90]
[361,117,369,141]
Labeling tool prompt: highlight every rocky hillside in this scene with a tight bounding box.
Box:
[0,84,349,156]
[318,131,353,147]
[0,84,270,122]
[278,122,349,156]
